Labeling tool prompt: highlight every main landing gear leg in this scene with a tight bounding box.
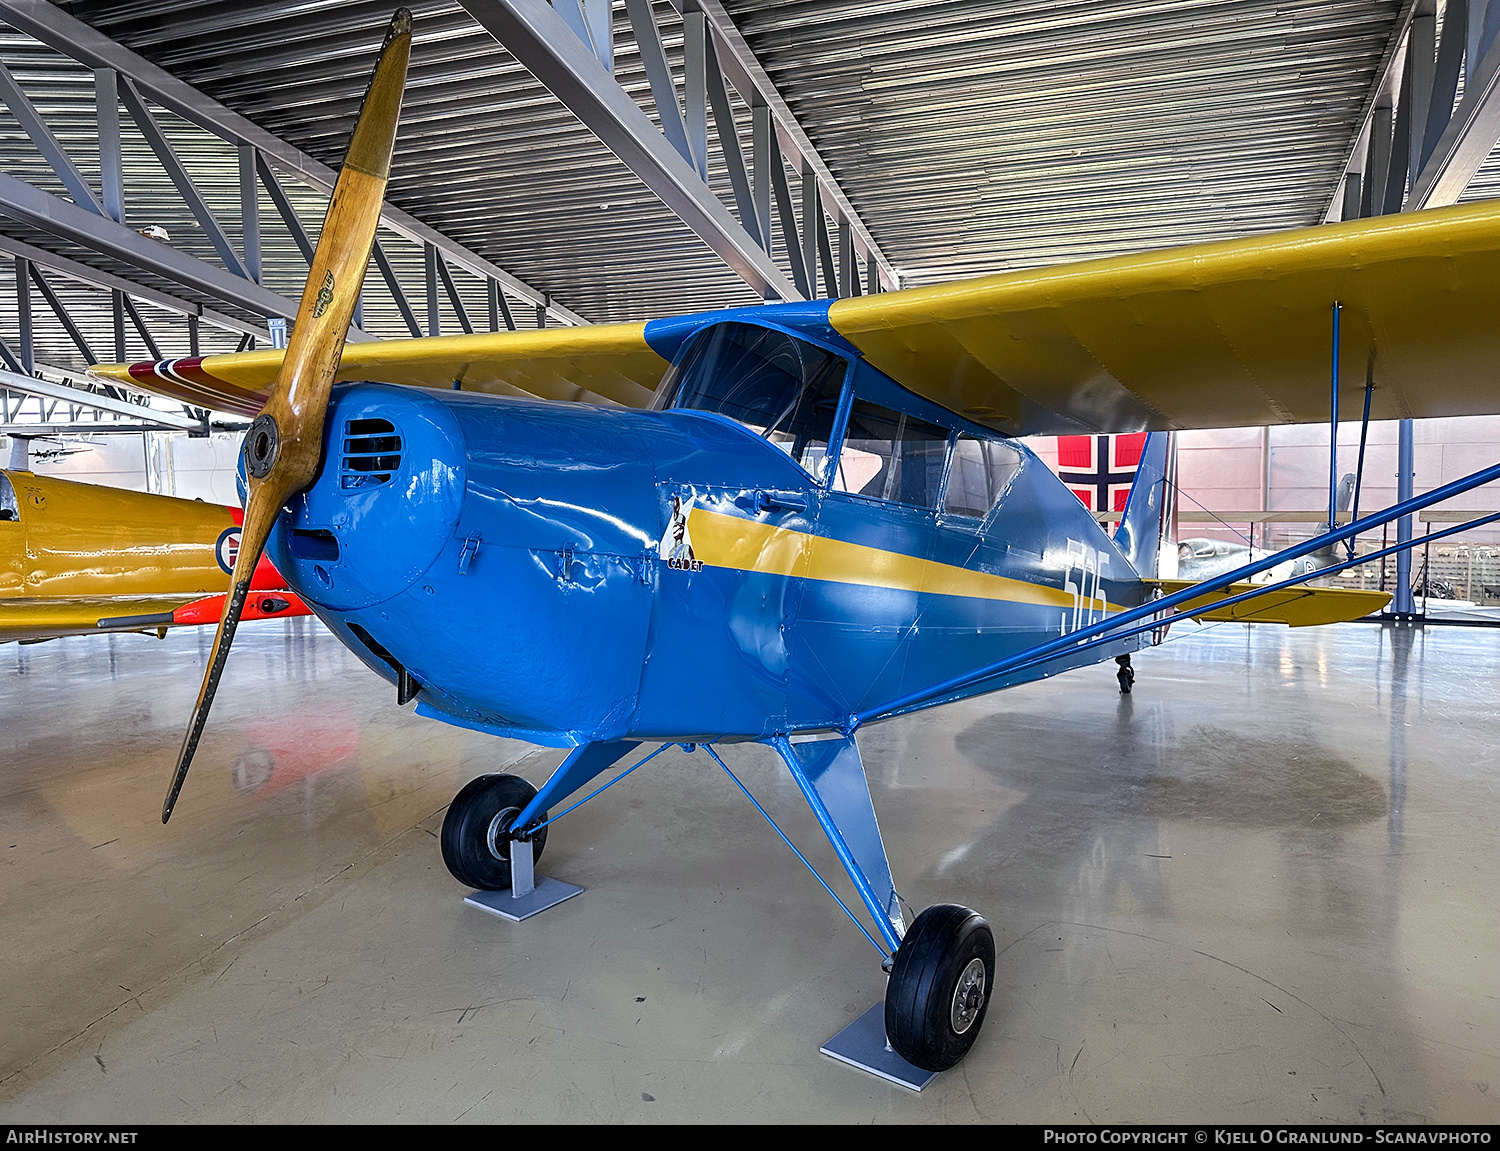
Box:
[442,741,640,922]
[1116,653,1135,694]
[766,734,995,1087]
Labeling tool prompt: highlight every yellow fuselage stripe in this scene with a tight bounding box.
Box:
[688,508,1121,612]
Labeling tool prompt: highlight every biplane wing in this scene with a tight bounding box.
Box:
[94,199,1500,436]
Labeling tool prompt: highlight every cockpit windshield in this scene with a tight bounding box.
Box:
[660,322,847,482]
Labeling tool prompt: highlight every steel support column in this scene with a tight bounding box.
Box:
[14,256,32,373]
[1394,419,1416,614]
[95,68,124,225]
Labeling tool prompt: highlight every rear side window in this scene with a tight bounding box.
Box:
[944,436,1022,518]
[0,472,17,522]
[833,400,949,508]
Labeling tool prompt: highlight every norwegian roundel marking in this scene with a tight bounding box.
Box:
[215,526,241,575]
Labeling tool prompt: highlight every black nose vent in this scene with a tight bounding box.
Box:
[340,417,402,490]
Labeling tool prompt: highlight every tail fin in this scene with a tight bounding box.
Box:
[1114,431,1175,578]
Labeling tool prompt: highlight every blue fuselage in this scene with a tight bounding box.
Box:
[267,325,1153,748]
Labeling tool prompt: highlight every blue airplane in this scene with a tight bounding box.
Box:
[95,11,1500,1075]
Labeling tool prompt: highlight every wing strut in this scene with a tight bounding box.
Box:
[856,455,1500,726]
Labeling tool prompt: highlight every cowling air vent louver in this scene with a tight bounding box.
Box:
[340,417,402,490]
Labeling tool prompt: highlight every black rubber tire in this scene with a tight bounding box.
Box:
[885,903,996,1072]
[440,773,548,891]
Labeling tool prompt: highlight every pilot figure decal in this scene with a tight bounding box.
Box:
[660,494,704,572]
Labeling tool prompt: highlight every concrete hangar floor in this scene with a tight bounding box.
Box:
[0,619,1495,1124]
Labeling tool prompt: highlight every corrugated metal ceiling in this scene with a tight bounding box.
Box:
[0,0,1453,385]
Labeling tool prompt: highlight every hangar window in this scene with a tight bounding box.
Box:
[944,436,1022,519]
[0,472,17,522]
[832,401,950,508]
[663,322,848,482]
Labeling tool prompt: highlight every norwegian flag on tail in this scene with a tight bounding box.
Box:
[1056,433,1148,513]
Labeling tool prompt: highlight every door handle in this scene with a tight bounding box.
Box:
[755,490,807,514]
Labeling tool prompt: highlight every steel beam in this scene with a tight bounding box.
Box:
[0,369,200,429]
[817,207,838,300]
[699,33,750,238]
[625,0,692,166]
[29,264,99,366]
[1394,419,1416,613]
[1408,24,1500,207]
[687,0,896,290]
[0,232,269,343]
[372,241,422,338]
[463,0,801,302]
[425,244,440,337]
[0,421,194,436]
[751,103,772,251]
[121,295,163,362]
[1422,0,1466,170]
[256,153,315,264]
[435,251,475,335]
[1330,0,1500,218]
[684,9,710,180]
[95,68,124,225]
[0,169,303,324]
[0,331,22,375]
[0,0,584,325]
[769,137,810,298]
[117,76,252,281]
[14,256,33,373]
[0,58,106,216]
[800,165,818,298]
[488,277,516,332]
[240,143,261,284]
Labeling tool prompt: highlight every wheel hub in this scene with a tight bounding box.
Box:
[485,806,521,861]
[950,957,987,1034]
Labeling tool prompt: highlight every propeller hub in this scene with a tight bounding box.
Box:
[245,414,281,479]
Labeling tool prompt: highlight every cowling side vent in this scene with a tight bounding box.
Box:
[341,417,402,490]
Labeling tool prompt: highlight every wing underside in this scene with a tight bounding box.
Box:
[1151,581,1392,627]
[827,200,1500,435]
[0,592,309,644]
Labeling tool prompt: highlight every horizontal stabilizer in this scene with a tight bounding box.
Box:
[1151,581,1391,627]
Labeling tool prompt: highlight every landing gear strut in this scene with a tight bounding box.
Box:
[1116,653,1135,694]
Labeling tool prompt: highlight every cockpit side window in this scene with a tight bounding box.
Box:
[832,400,950,509]
[661,322,848,483]
[943,436,1022,519]
[0,472,18,522]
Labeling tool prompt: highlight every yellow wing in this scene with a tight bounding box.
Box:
[90,322,669,418]
[0,594,195,643]
[828,199,1500,435]
[1152,581,1391,627]
[93,201,1500,434]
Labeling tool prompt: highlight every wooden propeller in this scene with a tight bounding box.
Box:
[162,9,412,823]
